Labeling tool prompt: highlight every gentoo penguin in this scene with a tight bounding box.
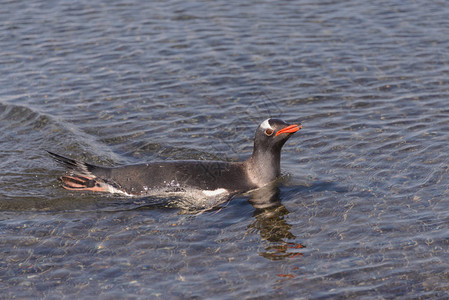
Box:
[48,118,301,206]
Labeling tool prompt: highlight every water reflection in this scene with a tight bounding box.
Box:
[95,180,307,261]
[247,183,306,261]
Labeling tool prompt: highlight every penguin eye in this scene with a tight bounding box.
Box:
[264,128,274,136]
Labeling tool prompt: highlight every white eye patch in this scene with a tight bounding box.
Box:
[260,118,272,130]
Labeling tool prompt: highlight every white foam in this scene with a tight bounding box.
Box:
[102,183,230,210]
[202,188,228,197]
[106,184,133,196]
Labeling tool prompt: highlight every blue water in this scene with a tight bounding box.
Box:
[2,0,449,298]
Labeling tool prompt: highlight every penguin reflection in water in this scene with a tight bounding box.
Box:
[49,118,301,210]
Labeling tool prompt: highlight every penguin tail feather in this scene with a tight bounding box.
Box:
[47,151,109,192]
[47,151,97,176]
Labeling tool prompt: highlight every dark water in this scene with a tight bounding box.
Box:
[2,0,449,298]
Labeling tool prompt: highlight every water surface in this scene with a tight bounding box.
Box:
[2,0,449,298]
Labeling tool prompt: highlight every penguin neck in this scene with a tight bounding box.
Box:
[245,145,281,187]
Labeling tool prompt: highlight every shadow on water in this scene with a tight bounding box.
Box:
[1,170,344,262]
[98,177,348,262]
[246,178,348,260]
[244,182,302,261]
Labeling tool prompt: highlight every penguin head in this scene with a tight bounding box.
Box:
[247,118,301,186]
[254,118,301,153]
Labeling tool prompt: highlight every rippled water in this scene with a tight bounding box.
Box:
[2,0,449,298]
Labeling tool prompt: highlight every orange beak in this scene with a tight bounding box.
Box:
[275,124,302,136]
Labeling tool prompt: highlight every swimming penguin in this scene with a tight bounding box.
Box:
[48,118,301,206]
